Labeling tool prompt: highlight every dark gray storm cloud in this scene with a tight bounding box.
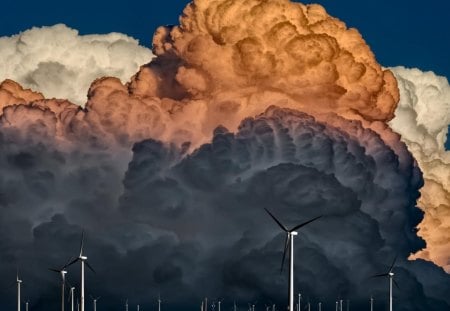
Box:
[0,106,448,311]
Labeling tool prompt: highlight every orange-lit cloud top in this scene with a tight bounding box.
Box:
[389,67,450,273]
[0,0,400,151]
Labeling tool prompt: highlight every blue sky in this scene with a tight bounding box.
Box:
[1,0,449,148]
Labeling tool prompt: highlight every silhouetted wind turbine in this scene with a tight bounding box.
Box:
[16,270,22,311]
[49,258,72,311]
[264,208,322,311]
[70,287,75,311]
[66,231,95,311]
[90,295,100,311]
[371,256,399,311]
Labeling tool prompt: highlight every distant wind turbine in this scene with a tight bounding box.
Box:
[49,258,72,311]
[371,256,399,311]
[125,299,129,311]
[70,287,75,311]
[65,231,96,311]
[370,296,374,311]
[25,301,29,311]
[158,294,162,311]
[264,208,322,311]
[16,270,22,311]
[297,293,301,311]
[90,295,100,311]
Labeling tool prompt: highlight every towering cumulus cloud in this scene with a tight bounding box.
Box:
[0,1,448,311]
[0,24,153,105]
[389,66,450,272]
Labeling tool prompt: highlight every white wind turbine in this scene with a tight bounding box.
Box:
[66,231,96,311]
[369,296,374,311]
[158,294,162,311]
[90,295,100,311]
[70,287,75,311]
[371,256,399,311]
[16,270,23,311]
[264,208,322,311]
[49,258,73,311]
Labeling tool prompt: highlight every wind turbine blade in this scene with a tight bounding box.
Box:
[64,256,74,268]
[289,216,322,232]
[65,258,80,268]
[370,273,389,278]
[388,255,397,272]
[85,261,96,274]
[79,231,85,257]
[264,208,288,232]
[280,234,290,273]
[48,268,60,273]
[393,279,400,290]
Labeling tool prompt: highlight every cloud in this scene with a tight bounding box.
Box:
[0,0,448,310]
[0,24,153,105]
[389,66,450,272]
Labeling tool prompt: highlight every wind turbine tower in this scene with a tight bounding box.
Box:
[371,256,399,311]
[264,209,321,311]
[66,232,95,311]
[70,288,75,311]
[91,296,100,311]
[370,297,373,311]
[49,263,69,311]
[17,272,22,311]
[298,293,301,311]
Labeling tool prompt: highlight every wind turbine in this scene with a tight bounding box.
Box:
[158,294,162,311]
[218,299,222,311]
[16,270,23,311]
[125,299,129,311]
[70,287,75,311]
[371,256,399,311]
[90,295,100,311]
[264,208,322,311]
[369,296,373,311]
[317,302,321,311]
[25,301,29,311]
[66,231,96,311]
[297,293,301,311]
[49,258,72,311]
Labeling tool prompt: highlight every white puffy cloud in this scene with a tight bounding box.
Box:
[389,66,450,272]
[0,24,153,105]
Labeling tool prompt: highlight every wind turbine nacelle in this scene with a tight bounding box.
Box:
[291,231,298,236]
[80,256,88,260]
[389,272,394,277]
